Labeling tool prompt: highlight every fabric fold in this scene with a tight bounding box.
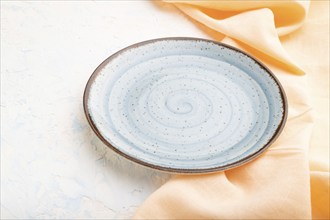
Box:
[165,0,310,35]
[172,2,307,74]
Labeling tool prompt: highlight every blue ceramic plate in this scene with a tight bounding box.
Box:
[83,38,287,173]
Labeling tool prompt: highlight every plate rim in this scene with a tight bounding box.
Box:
[83,37,288,174]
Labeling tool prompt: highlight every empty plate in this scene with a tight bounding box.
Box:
[83,37,287,173]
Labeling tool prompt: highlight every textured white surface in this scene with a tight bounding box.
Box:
[0,1,209,219]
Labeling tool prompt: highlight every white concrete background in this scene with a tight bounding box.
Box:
[0,1,210,219]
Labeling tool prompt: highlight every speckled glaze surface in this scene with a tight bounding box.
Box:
[84,38,287,173]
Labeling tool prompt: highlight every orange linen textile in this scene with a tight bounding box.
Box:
[134,1,329,219]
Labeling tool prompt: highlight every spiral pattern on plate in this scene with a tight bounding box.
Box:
[85,38,286,172]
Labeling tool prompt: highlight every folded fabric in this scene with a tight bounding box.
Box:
[167,0,309,75]
[134,0,329,219]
